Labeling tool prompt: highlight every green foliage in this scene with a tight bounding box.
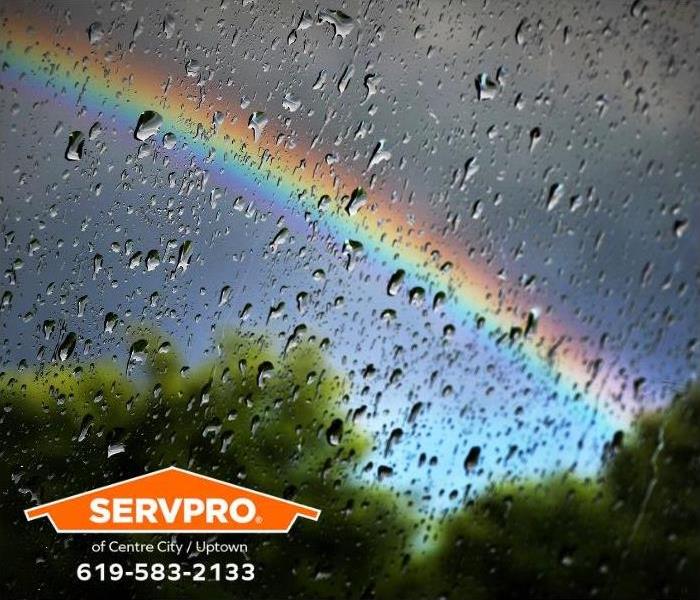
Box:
[0,330,413,598]
[406,386,700,600]
[0,331,698,599]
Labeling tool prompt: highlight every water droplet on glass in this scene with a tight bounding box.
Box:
[345,187,367,216]
[377,465,393,481]
[137,143,152,159]
[219,285,231,306]
[212,111,225,128]
[58,332,77,361]
[89,122,102,140]
[381,308,397,322]
[145,249,160,271]
[257,361,274,388]
[186,59,201,77]
[408,402,423,424]
[107,442,125,458]
[177,240,193,271]
[368,139,391,169]
[65,131,85,161]
[433,291,446,311]
[547,183,564,211]
[312,69,327,90]
[326,418,344,446]
[338,64,354,94]
[77,414,94,442]
[239,303,252,321]
[674,219,689,238]
[163,132,177,149]
[464,445,481,472]
[475,73,498,100]
[342,240,364,271]
[297,10,313,30]
[163,14,176,39]
[409,286,425,306]
[387,269,405,296]
[134,111,163,141]
[270,228,289,252]
[524,308,540,337]
[282,93,301,112]
[77,295,88,317]
[127,339,148,374]
[87,22,104,44]
[515,18,527,46]
[385,428,403,456]
[248,111,268,142]
[104,312,117,333]
[0,291,12,311]
[42,319,55,340]
[128,251,143,270]
[318,9,355,39]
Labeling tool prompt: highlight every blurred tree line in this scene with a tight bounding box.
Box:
[0,329,697,599]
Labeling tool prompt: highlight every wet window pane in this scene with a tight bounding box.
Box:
[1,0,698,598]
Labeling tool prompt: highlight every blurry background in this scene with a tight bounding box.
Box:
[1,0,698,511]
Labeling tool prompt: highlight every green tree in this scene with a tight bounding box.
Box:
[411,386,700,599]
[0,329,413,599]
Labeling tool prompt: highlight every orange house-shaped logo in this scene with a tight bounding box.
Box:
[25,467,320,534]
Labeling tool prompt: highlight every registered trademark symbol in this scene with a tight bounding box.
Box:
[255,516,263,524]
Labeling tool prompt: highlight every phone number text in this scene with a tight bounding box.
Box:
[76,562,255,582]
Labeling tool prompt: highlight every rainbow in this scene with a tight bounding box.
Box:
[0,14,637,430]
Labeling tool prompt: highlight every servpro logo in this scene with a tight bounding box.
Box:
[24,467,320,534]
